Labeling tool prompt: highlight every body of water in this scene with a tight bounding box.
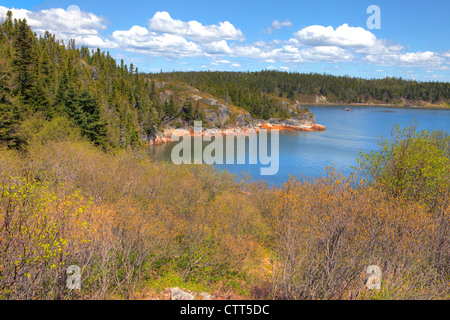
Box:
[148,105,450,186]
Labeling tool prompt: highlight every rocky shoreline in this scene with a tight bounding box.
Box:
[149,117,326,146]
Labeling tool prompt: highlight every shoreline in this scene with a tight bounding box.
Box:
[150,122,327,146]
[148,103,449,146]
[302,102,450,110]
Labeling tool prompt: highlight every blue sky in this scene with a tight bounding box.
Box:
[1,0,449,81]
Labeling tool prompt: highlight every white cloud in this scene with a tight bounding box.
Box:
[364,51,446,68]
[265,19,293,34]
[265,65,289,71]
[272,20,293,30]
[233,44,264,58]
[74,35,117,48]
[2,6,448,75]
[295,46,354,63]
[294,23,377,48]
[0,6,30,21]
[0,6,117,48]
[112,12,240,58]
[293,23,405,56]
[202,40,233,55]
[425,74,444,79]
[290,23,449,70]
[112,26,202,58]
[211,59,231,65]
[233,42,353,64]
[148,11,245,43]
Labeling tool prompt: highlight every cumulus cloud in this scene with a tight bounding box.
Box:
[299,46,354,62]
[112,26,235,58]
[112,26,202,58]
[111,12,242,58]
[364,51,446,68]
[233,42,354,64]
[295,24,377,48]
[0,6,117,48]
[202,40,233,55]
[289,22,449,70]
[296,24,377,51]
[74,35,117,48]
[148,11,245,43]
[0,6,31,21]
[2,6,448,74]
[293,23,406,56]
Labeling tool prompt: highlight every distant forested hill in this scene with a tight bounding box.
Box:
[151,71,450,117]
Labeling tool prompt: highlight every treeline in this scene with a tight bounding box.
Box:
[0,12,188,150]
[151,71,450,118]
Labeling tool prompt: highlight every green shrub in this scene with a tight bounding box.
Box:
[357,124,450,209]
[17,115,81,146]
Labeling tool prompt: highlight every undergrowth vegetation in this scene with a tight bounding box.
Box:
[0,116,271,299]
[0,117,448,300]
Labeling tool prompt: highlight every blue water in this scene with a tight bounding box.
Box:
[148,106,450,186]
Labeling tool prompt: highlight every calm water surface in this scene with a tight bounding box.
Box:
[148,106,450,186]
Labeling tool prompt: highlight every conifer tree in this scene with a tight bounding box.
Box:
[12,19,35,105]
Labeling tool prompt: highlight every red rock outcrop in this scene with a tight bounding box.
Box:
[149,123,326,145]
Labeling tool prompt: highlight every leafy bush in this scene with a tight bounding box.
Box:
[269,169,449,300]
[357,124,450,209]
[0,122,448,300]
[0,138,266,299]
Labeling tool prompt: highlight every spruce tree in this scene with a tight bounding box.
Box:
[12,19,35,105]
